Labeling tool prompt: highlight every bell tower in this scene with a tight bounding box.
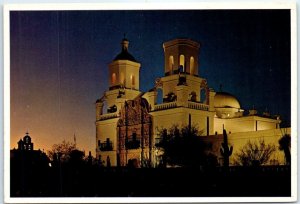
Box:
[108,38,141,91]
[160,39,208,104]
[163,39,200,76]
[96,38,141,166]
[103,38,141,112]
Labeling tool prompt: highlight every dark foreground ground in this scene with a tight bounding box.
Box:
[11,164,291,197]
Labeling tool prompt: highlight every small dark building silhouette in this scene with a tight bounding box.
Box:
[11,131,50,197]
[17,132,34,151]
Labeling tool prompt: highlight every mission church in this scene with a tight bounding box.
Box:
[95,38,289,167]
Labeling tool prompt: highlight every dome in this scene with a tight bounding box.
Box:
[214,92,241,109]
[114,51,137,62]
[113,38,137,62]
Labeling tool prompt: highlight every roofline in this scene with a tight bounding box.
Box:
[214,115,281,122]
[109,60,141,66]
[163,38,200,50]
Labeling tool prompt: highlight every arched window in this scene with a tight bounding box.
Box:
[190,56,194,74]
[189,91,197,102]
[169,55,174,73]
[102,99,108,114]
[179,55,185,72]
[200,88,206,103]
[120,72,125,85]
[156,88,163,104]
[132,132,137,141]
[111,73,116,84]
[131,75,135,88]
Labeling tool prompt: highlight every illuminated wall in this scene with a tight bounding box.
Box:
[228,128,290,165]
[214,116,280,134]
[203,128,290,165]
[151,107,215,137]
[96,117,119,166]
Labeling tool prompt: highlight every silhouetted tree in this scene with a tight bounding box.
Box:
[233,139,275,166]
[156,124,216,167]
[47,141,89,196]
[69,149,85,165]
[278,134,291,165]
[48,140,86,164]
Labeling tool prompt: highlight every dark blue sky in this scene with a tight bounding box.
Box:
[10,10,291,152]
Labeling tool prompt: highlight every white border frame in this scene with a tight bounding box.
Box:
[3,2,297,203]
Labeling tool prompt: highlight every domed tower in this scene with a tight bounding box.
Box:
[163,39,200,76]
[109,38,141,91]
[101,38,141,114]
[95,38,141,167]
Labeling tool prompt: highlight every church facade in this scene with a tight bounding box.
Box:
[95,38,288,167]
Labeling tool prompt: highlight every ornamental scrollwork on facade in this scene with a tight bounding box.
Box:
[117,96,153,166]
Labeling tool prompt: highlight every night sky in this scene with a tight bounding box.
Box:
[10,10,291,154]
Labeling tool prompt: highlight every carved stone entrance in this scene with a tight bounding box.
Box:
[117,97,152,167]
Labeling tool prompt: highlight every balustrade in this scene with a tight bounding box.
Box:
[187,101,209,111]
[99,112,118,120]
[154,101,177,111]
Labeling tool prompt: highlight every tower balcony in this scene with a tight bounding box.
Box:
[98,112,119,121]
[125,140,140,149]
[99,142,113,151]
